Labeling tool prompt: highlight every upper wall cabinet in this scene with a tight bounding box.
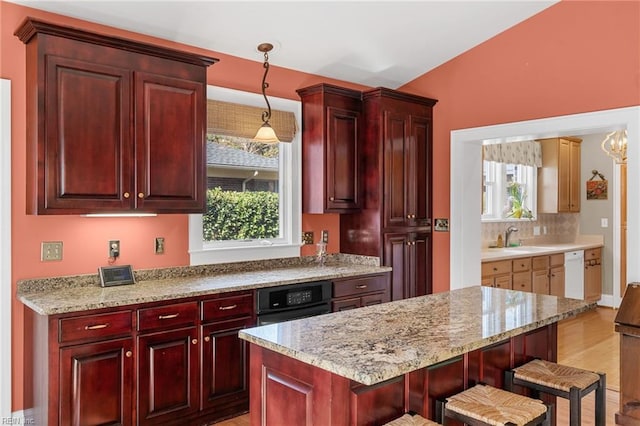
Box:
[537,137,582,213]
[15,18,218,214]
[297,84,362,213]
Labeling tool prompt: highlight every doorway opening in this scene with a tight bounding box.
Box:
[450,106,639,308]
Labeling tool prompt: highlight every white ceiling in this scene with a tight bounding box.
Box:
[9,1,558,88]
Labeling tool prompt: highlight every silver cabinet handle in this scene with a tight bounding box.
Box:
[158,313,179,320]
[85,323,109,330]
[219,304,237,311]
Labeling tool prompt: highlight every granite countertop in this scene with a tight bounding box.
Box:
[239,286,594,386]
[17,254,391,316]
[481,237,604,262]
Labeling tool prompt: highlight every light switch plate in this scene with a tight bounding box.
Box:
[434,218,449,232]
[41,241,63,261]
[302,231,314,245]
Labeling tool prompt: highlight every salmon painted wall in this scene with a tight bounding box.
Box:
[400,0,640,294]
[0,1,366,411]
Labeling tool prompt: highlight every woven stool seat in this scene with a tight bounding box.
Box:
[513,359,600,391]
[444,384,548,426]
[385,413,440,425]
[506,359,606,426]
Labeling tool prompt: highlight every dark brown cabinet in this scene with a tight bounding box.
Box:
[384,232,430,300]
[331,273,390,312]
[200,292,254,421]
[297,83,362,213]
[15,18,217,214]
[59,337,134,426]
[341,88,437,300]
[33,291,254,426]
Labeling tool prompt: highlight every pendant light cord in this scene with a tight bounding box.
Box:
[261,50,272,124]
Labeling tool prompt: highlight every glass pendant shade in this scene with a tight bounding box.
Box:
[254,122,279,143]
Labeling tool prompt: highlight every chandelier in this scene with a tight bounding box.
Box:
[601,130,627,164]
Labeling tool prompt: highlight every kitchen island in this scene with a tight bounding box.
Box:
[239,286,594,425]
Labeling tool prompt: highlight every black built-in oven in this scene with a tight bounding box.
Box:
[256,280,332,325]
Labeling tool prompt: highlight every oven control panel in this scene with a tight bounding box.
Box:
[256,280,331,313]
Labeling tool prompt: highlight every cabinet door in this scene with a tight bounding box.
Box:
[362,292,391,307]
[41,55,133,213]
[585,262,602,302]
[137,327,199,425]
[409,115,432,227]
[383,112,411,228]
[558,139,572,212]
[494,275,513,290]
[383,232,431,300]
[513,271,532,292]
[549,266,565,297]
[201,317,253,414]
[59,338,133,426]
[326,107,360,211]
[569,141,581,212]
[135,72,205,213]
[532,269,550,294]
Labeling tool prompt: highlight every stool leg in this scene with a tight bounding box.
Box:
[504,370,514,392]
[569,386,581,426]
[595,373,606,426]
[542,403,553,426]
[435,399,445,425]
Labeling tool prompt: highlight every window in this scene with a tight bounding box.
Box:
[482,160,537,221]
[189,86,301,265]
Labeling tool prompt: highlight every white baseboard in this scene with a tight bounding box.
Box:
[597,294,616,308]
[9,408,35,424]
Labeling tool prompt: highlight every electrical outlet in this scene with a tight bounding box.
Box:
[434,218,449,232]
[109,240,120,258]
[155,237,165,254]
[321,230,329,244]
[41,241,63,261]
[302,231,314,245]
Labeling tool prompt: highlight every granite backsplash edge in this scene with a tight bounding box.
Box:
[17,253,381,293]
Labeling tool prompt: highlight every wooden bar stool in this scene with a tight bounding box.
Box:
[505,359,605,426]
[437,383,551,426]
[385,413,440,425]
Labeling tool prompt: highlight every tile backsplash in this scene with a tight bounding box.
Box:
[482,213,579,247]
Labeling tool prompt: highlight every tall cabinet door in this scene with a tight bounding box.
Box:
[569,140,581,212]
[326,106,361,210]
[135,72,205,213]
[41,55,133,213]
[59,338,134,426]
[410,115,432,227]
[383,111,411,228]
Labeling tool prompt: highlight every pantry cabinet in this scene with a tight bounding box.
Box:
[15,18,217,214]
[341,88,437,300]
[537,137,582,213]
[297,84,362,213]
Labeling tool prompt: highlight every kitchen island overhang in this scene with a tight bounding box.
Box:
[239,286,595,424]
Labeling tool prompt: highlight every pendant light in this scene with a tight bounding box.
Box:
[254,43,279,143]
[601,129,627,164]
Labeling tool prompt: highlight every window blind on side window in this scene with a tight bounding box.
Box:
[207,99,297,142]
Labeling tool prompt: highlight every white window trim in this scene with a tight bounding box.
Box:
[1,79,12,419]
[189,85,301,265]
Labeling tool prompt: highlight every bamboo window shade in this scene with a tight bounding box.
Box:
[207,99,297,142]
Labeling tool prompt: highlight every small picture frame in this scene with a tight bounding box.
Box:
[586,180,608,200]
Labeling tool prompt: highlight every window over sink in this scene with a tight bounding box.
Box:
[482,161,537,222]
[189,86,301,265]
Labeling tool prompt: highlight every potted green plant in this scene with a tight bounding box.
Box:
[505,182,533,219]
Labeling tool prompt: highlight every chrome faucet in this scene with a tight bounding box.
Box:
[505,226,518,247]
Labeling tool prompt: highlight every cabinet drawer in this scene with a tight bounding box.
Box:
[202,293,253,322]
[138,301,198,332]
[550,253,564,267]
[59,310,132,344]
[532,256,549,271]
[585,248,602,261]
[513,271,532,292]
[333,274,388,298]
[481,260,511,277]
[512,258,531,272]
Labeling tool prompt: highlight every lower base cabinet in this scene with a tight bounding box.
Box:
[59,338,134,426]
[332,273,391,312]
[33,291,254,426]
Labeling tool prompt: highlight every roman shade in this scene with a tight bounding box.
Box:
[483,141,542,167]
[207,99,297,142]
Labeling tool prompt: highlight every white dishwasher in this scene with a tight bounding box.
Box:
[564,250,585,299]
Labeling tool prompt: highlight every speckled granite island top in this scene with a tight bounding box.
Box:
[17,254,390,315]
[239,286,594,386]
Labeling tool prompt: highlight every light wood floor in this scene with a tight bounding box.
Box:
[217,307,621,425]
